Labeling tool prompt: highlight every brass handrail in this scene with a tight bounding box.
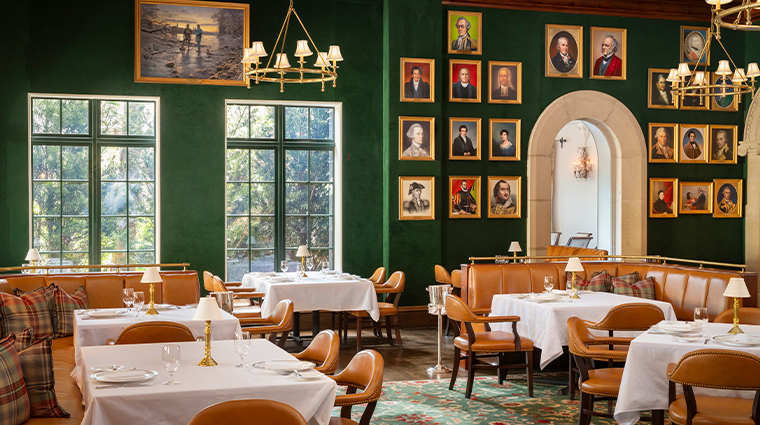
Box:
[0,263,190,274]
[468,254,746,273]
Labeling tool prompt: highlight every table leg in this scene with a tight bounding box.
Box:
[312,311,320,338]
[292,312,303,345]
[652,409,664,425]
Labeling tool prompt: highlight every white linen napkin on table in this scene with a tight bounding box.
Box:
[99,370,146,382]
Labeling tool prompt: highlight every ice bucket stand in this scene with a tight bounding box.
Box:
[426,284,453,374]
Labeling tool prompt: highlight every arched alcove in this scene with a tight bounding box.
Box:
[738,93,760,273]
[527,90,647,257]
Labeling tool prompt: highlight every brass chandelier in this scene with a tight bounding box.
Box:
[667,0,760,105]
[241,0,343,93]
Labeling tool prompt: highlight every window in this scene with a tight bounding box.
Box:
[225,102,340,281]
[30,96,159,270]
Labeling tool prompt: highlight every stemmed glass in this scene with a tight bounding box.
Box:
[694,307,708,332]
[123,288,135,315]
[133,291,145,317]
[280,260,289,274]
[544,276,554,294]
[306,257,314,273]
[320,260,329,277]
[233,332,250,368]
[162,344,180,385]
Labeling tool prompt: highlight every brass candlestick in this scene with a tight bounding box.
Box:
[198,320,217,366]
[570,272,581,299]
[728,297,744,335]
[146,283,159,315]
[300,256,308,277]
[512,252,518,263]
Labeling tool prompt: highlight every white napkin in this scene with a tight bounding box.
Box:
[530,293,556,300]
[735,334,750,343]
[99,370,146,382]
[270,277,294,283]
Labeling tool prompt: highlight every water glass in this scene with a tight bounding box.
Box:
[133,291,145,317]
[320,261,329,276]
[233,332,250,368]
[694,307,708,331]
[162,344,180,385]
[123,288,135,315]
[544,276,554,293]
[306,257,314,272]
[280,260,289,274]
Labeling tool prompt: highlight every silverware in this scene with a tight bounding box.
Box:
[95,383,152,390]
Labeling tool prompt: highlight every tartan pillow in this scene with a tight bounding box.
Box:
[52,284,88,338]
[1,286,56,340]
[17,336,69,418]
[614,271,640,286]
[0,334,31,425]
[612,276,656,300]
[578,271,609,292]
[13,327,34,354]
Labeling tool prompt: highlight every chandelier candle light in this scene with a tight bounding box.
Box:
[508,242,522,263]
[296,245,310,278]
[141,267,162,316]
[193,297,224,367]
[242,0,343,93]
[723,277,751,335]
[565,257,584,300]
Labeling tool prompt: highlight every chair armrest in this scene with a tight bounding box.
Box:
[243,324,290,335]
[233,292,265,299]
[586,337,632,346]
[374,287,399,294]
[475,314,521,324]
[225,281,242,287]
[238,316,271,326]
[666,362,677,376]
[583,347,627,362]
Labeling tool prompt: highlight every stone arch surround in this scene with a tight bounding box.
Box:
[739,93,760,273]
[527,90,647,257]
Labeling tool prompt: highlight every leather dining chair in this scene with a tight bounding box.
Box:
[368,267,386,285]
[109,321,196,345]
[240,299,293,348]
[335,267,386,336]
[346,271,404,351]
[210,274,264,316]
[203,270,243,291]
[328,349,384,425]
[445,293,534,399]
[714,307,760,325]
[667,349,760,425]
[293,330,340,374]
[188,399,307,425]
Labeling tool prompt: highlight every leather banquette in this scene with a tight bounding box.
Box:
[546,246,609,261]
[460,261,757,321]
[0,270,201,424]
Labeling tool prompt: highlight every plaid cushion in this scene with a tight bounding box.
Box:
[612,277,656,300]
[614,272,640,286]
[0,334,31,425]
[578,271,609,292]
[17,336,69,418]
[13,328,34,354]
[52,285,88,338]
[1,287,56,340]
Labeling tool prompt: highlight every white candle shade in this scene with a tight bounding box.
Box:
[296,245,310,258]
[666,69,679,82]
[250,41,267,57]
[326,45,343,61]
[692,72,706,86]
[715,60,732,76]
[274,53,291,69]
[747,63,760,78]
[705,0,733,5]
[294,40,313,57]
[140,267,162,284]
[193,297,224,321]
[732,68,747,83]
[565,257,584,273]
[508,242,522,253]
[677,63,692,78]
[314,52,329,67]
[25,248,41,261]
[724,277,750,298]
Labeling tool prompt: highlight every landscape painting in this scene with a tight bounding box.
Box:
[135,0,249,85]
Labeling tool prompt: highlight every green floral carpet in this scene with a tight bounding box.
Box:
[335,375,667,424]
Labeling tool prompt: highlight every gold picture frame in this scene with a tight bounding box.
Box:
[400,58,435,103]
[489,119,520,161]
[679,182,713,214]
[589,27,626,80]
[680,72,710,111]
[398,116,435,161]
[399,176,435,221]
[648,123,679,163]
[447,11,483,55]
[679,124,709,164]
[711,73,740,112]
[681,26,710,66]
[449,176,481,219]
[449,59,482,103]
[650,178,679,218]
[648,68,678,110]
[449,118,481,160]
[488,61,522,104]
[708,124,738,164]
[546,24,583,79]
[713,179,743,218]
[135,0,249,86]
[487,176,521,219]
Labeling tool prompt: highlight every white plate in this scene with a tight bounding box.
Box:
[657,323,697,334]
[87,310,127,318]
[526,296,560,303]
[552,290,569,296]
[252,360,315,373]
[91,364,125,372]
[140,304,177,311]
[296,370,323,380]
[506,294,527,299]
[672,335,703,343]
[91,369,158,383]
[712,335,760,347]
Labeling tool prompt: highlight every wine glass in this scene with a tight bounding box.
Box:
[306,257,314,272]
[133,291,145,317]
[162,344,180,385]
[233,332,250,368]
[320,260,329,277]
[694,307,708,331]
[123,288,135,315]
[280,260,289,274]
[544,276,554,294]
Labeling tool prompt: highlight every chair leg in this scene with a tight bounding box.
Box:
[342,313,348,343]
[393,315,402,348]
[356,316,362,352]
[465,350,476,398]
[569,352,576,400]
[526,351,534,397]
[449,347,460,390]
[651,409,665,425]
[278,331,288,348]
[385,317,392,341]
[498,353,506,385]
[579,392,592,425]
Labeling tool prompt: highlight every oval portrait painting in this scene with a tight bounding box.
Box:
[549,31,579,74]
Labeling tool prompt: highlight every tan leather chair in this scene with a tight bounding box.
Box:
[434,265,452,285]
[240,299,293,348]
[445,294,534,399]
[329,349,384,425]
[293,330,340,374]
[347,271,404,351]
[368,267,386,285]
[110,321,195,345]
[714,307,760,325]
[667,349,760,425]
[210,274,263,315]
[188,399,307,425]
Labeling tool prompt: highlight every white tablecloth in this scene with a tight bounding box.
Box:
[490,292,676,369]
[242,273,380,321]
[615,322,760,425]
[72,307,241,386]
[79,339,337,425]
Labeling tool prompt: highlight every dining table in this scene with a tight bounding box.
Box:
[78,339,337,425]
[614,322,760,425]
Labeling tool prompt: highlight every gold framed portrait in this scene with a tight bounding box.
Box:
[489,119,520,161]
[713,179,743,218]
[449,117,481,160]
[488,61,522,104]
[487,176,521,219]
[679,182,713,215]
[648,68,678,110]
[398,117,435,161]
[447,11,482,55]
[400,58,434,103]
[649,178,678,218]
[589,27,626,80]
[681,26,709,66]
[679,124,709,164]
[449,176,481,219]
[449,59,482,103]
[708,124,738,164]
[648,123,679,163]
[546,24,583,78]
[680,72,710,111]
[711,73,740,112]
[399,176,435,221]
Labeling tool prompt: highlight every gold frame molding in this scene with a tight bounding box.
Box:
[398,116,435,161]
[680,25,710,66]
[713,178,743,218]
[649,177,679,218]
[399,176,436,221]
[678,181,713,215]
[400,57,435,103]
[708,124,738,164]
[447,10,483,55]
[449,176,481,219]
[648,68,678,110]
[449,117,482,160]
[487,176,521,219]
[588,27,627,81]
[449,59,482,103]
[487,61,522,104]
[545,24,583,79]
[489,118,520,161]
[679,124,709,164]
[648,122,679,164]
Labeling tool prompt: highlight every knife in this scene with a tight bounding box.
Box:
[95,383,152,390]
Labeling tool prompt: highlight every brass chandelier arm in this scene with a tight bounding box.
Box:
[291,8,338,75]
[715,0,760,31]
[245,67,337,83]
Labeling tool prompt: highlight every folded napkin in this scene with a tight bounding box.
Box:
[551,289,569,294]
[99,370,146,382]
[270,277,294,283]
[735,334,750,343]
[657,323,694,333]
[336,276,356,281]
[530,294,557,300]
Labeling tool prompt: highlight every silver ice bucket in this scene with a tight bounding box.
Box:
[212,292,234,314]
[426,284,453,307]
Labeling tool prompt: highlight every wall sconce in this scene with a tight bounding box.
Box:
[573,146,592,180]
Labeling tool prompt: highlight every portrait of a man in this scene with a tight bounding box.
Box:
[648,124,677,163]
[679,182,712,214]
[648,69,676,109]
[449,59,481,102]
[398,176,435,221]
[447,11,482,54]
[489,119,520,161]
[717,184,737,214]
[399,116,434,161]
[449,177,480,218]
[546,25,583,78]
[590,28,625,79]
[551,35,577,73]
[452,124,477,158]
[713,179,743,218]
[650,178,678,218]
[488,177,520,218]
[710,126,737,164]
[491,67,516,100]
[449,118,480,160]
[680,126,708,163]
[404,182,430,214]
[682,27,708,65]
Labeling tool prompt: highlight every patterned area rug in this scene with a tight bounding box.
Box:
[335,375,666,424]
